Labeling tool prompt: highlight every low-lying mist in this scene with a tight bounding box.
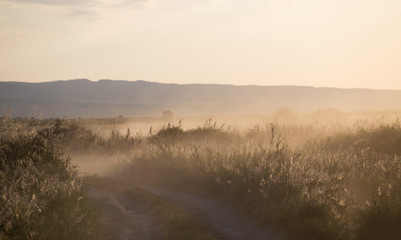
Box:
[3,110,401,240]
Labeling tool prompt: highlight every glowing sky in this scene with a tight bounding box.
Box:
[0,0,400,89]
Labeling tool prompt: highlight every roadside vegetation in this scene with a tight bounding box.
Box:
[2,111,401,240]
[0,117,98,240]
[126,122,401,240]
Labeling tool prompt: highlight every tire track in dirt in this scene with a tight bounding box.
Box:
[87,187,162,240]
[143,185,283,240]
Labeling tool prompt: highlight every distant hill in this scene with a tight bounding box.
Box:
[1,79,401,118]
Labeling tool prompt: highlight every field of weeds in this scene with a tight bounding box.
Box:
[124,114,401,240]
[2,110,401,239]
[0,117,99,240]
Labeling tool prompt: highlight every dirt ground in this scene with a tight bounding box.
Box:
[87,187,163,240]
[86,179,282,240]
[143,185,281,240]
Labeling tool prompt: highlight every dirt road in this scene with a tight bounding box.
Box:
[86,187,162,240]
[143,185,282,240]
[86,175,282,240]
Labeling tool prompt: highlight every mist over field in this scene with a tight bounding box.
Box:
[3,107,401,239]
[2,0,401,239]
[2,81,401,240]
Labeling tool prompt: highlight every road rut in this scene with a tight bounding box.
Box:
[143,185,282,240]
[87,187,162,240]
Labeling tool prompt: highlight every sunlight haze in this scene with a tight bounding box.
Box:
[1,0,400,89]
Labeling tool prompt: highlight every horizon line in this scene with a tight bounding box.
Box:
[1,78,400,91]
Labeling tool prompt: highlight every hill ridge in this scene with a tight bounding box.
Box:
[1,79,401,118]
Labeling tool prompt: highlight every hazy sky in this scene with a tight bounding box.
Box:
[1,0,400,89]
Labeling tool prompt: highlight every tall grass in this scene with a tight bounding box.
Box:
[0,117,98,240]
[123,118,401,240]
[3,112,401,240]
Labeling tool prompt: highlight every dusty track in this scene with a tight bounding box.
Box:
[87,187,162,240]
[143,185,282,240]
[86,175,282,240]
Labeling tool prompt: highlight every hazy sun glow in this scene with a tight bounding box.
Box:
[1,0,400,89]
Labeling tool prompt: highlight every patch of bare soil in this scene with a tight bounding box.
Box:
[143,185,283,240]
[87,187,163,240]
